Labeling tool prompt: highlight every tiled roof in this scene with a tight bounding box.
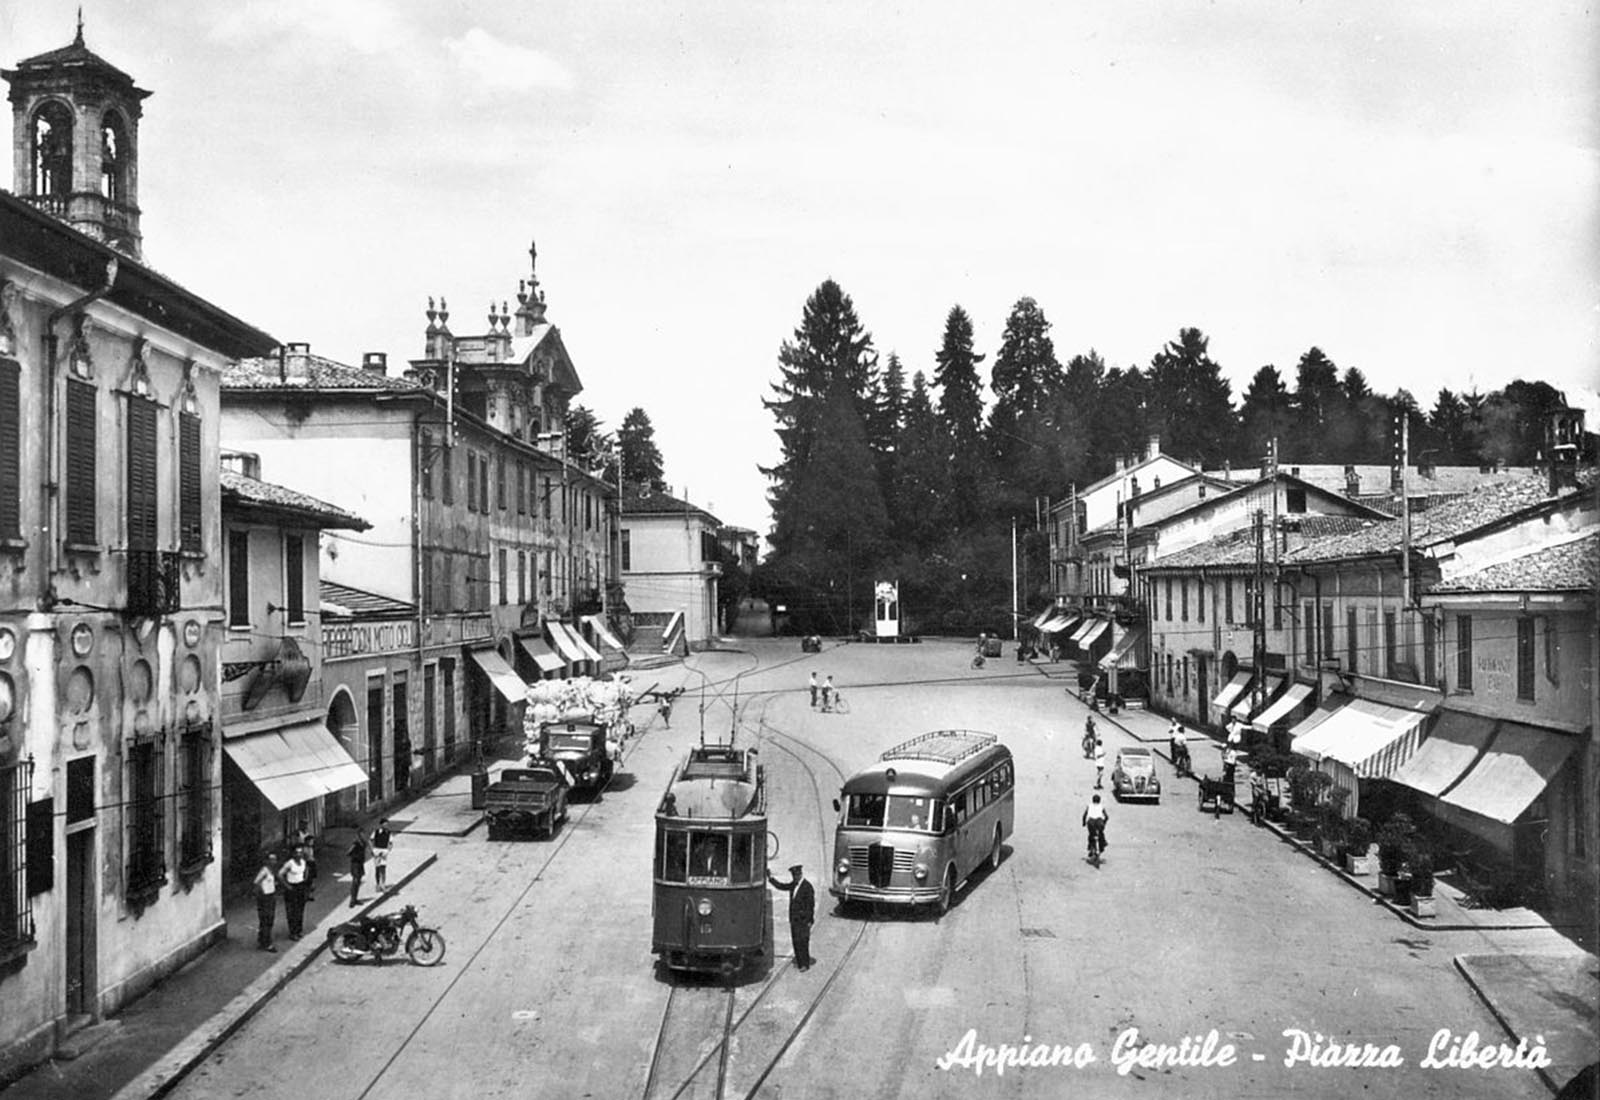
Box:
[1284,473,1589,565]
[1147,527,1263,570]
[1432,533,1599,594]
[220,470,370,529]
[619,487,720,524]
[9,33,138,85]
[225,355,424,392]
[320,580,415,618]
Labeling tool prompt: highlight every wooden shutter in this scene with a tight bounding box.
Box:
[126,397,158,552]
[0,360,19,539]
[179,412,201,552]
[64,381,97,545]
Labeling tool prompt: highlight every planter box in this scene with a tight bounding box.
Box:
[1409,894,1436,918]
[1346,853,1378,877]
[1318,837,1341,859]
[1377,873,1397,896]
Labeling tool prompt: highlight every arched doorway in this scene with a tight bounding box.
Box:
[325,687,360,825]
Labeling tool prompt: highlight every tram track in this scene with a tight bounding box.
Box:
[638,674,877,1100]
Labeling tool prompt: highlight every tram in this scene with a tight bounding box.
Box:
[651,742,769,973]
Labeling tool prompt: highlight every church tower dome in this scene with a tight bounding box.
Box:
[4,14,151,259]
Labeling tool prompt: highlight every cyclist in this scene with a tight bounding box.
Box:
[821,675,835,713]
[1168,719,1191,776]
[1082,794,1109,861]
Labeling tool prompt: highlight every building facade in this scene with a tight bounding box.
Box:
[619,488,722,651]
[1,29,276,1076]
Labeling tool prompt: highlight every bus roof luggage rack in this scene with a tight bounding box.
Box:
[880,729,997,766]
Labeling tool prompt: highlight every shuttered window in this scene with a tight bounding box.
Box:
[126,396,158,551]
[227,530,250,627]
[179,412,202,552]
[466,452,477,512]
[284,535,305,623]
[64,380,97,545]
[0,359,19,540]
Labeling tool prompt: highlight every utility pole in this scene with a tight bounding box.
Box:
[1253,507,1268,714]
[1011,518,1019,641]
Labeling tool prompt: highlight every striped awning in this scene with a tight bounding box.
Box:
[1098,627,1146,671]
[545,622,585,663]
[564,623,604,662]
[1211,671,1251,712]
[1029,608,1056,630]
[583,614,627,652]
[1290,698,1428,779]
[1231,675,1283,720]
[1250,681,1314,731]
[1040,613,1080,635]
[1077,619,1110,650]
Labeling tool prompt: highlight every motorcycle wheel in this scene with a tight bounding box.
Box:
[406,928,447,967]
[329,930,365,962]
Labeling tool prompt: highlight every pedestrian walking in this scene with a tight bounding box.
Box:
[1222,745,1239,793]
[809,672,818,708]
[347,832,368,907]
[1082,714,1097,757]
[821,675,834,713]
[657,693,673,728]
[1093,739,1107,789]
[295,825,319,900]
[371,819,393,891]
[767,863,816,970]
[279,845,310,938]
[253,853,280,952]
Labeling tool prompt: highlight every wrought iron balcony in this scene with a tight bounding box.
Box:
[126,549,182,617]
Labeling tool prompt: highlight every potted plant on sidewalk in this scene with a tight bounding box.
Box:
[1408,851,1436,917]
[1342,818,1377,876]
[1376,814,1415,898]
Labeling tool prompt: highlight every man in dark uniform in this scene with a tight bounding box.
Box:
[767,863,816,970]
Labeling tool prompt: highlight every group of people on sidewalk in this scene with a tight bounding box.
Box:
[252,819,395,952]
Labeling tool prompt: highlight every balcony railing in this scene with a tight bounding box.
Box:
[126,549,182,617]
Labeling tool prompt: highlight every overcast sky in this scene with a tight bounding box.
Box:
[5,1,1597,539]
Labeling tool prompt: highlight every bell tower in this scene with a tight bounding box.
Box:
[4,14,151,259]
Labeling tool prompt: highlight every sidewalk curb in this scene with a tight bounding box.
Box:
[110,852,439,1100]
[1452,956,1561,1096]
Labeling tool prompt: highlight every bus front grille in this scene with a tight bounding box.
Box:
[850,845,916,888]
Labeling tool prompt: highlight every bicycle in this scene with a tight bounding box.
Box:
[971,653,985,669]
[825,692,849,715]
[1086,824,1106,867]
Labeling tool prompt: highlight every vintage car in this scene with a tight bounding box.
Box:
[1111,746,1161,803]
[539,720,614,796]
[483,763,569,840]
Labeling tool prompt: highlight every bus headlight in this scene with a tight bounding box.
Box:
[913,864,928,882]
[697,898,713,917]
[836,860,849,878]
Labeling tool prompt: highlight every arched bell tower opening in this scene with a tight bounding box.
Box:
[4,17,151,259]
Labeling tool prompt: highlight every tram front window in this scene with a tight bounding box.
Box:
[730,833,754,883]
[690,833,729,878]
[662,831,688,882]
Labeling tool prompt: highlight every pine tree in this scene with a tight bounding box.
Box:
[988,297,1062,482]
[889,371,952,551]
[933,305,988,527]
[1237,366,1292,465]
[1288,347,1340,461]
[617,407,665,491]
[1145,327,1236,467]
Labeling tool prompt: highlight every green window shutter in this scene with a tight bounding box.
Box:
[126,396,158,551]
[0,359,20,539]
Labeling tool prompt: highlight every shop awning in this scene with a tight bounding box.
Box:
[1439,721,1580,825]
[1029,608,1055,630]
[1290,698,1427,779]
[1069,618,1097,644]
[582,614,627,652]
[224,718,367,811]
[519,636,566,674]
[1077,619,1111,650]
[469,647,530,704]
[1389,711,1497,798]
[1231,675,1283,720]
[545,623,585,663]
[1211,671,1252,712]
[1250,681,1314,731]
[1098,627,1146,671]
[1040,613,1080,635]
[552,621,602,663]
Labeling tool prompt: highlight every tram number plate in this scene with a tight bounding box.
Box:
[686,876,726,887]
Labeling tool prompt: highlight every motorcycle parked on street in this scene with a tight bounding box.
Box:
[327,904,446,966]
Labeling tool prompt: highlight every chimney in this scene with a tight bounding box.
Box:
[1146,433,1161,461]
[221,450,261,479]
[363,351,388,375]
[283,341,312,380]
[1344,465,1360,498]
[1547,407,1585,493]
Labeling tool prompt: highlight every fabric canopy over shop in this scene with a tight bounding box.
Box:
[1040,613,1080,635]
[1077,619,1111,650]
[1098,627,1147,671]
[1029,608,1055,630]
[582,614,627,652]
[544,623,585,663]
[554,622,602,662]
[1249,682,1314,731]
[1388,711,1497,798]
[1231,675,1283,721]
[519,636,565,674]
[1439,721,1580,825]
[1211,671,1252,712]
[469,647,530,704]
[225,718,367,811]
[1290,698,1427,779]
[1069,618,1098,644]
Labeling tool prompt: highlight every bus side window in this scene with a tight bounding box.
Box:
[731,833,754,883]
[950,791,967,828]
[664,831,688,883]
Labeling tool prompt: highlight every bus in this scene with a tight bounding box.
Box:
[830,730,1014,915]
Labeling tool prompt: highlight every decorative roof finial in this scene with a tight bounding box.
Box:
[76,7,85,45]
